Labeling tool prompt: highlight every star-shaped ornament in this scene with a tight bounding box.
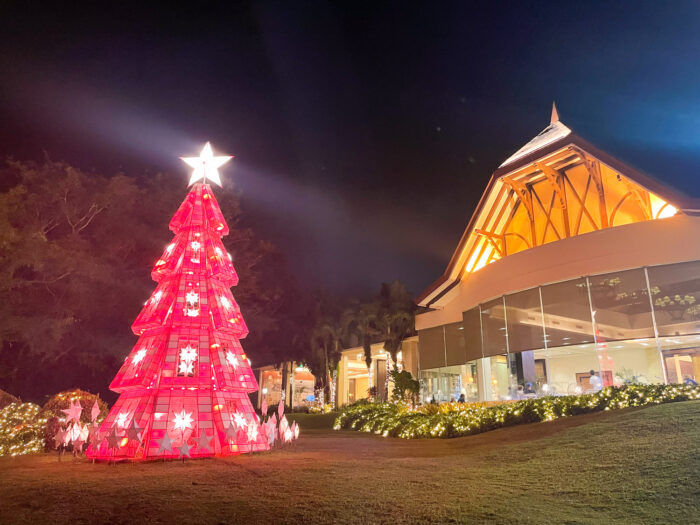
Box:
[194,431,213,453]
[53,428,67,448]
[105,427,122,451]
[265,420,276,446]
[115,412,129,428]
[172,410,194,432]
[90,400,100,422]
[156,432,174,455]
[125,419,143,443]
[226,351,239,369]
[89,428,103,448]
[73,437,86,452]
[132,349,147,365]
[62,400,82,423]
[246,422,259,442]
[233,412,247,429]
[225,422,238,440]
[178,441,192,458]
[181,142,232,187]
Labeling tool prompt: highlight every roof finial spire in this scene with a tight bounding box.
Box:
[550,101,560,124]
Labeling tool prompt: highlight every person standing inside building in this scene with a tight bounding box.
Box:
[589,370,603,392]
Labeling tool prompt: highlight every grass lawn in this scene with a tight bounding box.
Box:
[1,401,698,525]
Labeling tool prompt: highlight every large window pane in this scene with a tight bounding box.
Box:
[542,343,602,395]
[648,261,700,384]
[462,307,483,361]
[488,355,511,400]
[648,261,700,337]
[661,340,700,384]
[445,322,466,366]
[588,269,655,342]
[505,287,545,353]
[588,269,661,384]
[418,327,445,370]
[481,299,507,357]
[419,367,441,404]
[541,278,594,347]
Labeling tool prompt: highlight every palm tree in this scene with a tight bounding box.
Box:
[381,310,414,368]
[319,320,345,408]
[344,302,379,371]
[376,281,416,399]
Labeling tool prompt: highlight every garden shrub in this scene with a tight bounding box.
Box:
[334,384,700,439]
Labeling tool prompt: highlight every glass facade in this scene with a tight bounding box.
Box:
[418,261,700,403]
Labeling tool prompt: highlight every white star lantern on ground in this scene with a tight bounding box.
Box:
[178,441,193,458]
[62,400,82,423]
[246,422,259,442]
[125,419,143,443]
[225,422,238,441]
[105,427,122,451]
[156,432,174,455]
[181,142,232,187]
[194,431,212,453]
[53,428,67,448]
[90,400,100,422]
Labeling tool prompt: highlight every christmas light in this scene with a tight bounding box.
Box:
[172,410,194,432]
[132,349,147,365]
[233,412,247,429]
[180,142,232,187]
[115,412,129,428]
[226,351,239,369]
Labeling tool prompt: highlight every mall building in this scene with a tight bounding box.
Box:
[415,106,700,403]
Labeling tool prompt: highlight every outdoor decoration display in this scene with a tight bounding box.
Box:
[334,383,700,439]
[0,402,48,456]
[88,143,269,460]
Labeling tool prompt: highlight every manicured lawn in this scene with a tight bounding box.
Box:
[1,401,699,524]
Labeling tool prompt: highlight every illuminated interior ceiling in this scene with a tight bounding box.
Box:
[462,144,678,274]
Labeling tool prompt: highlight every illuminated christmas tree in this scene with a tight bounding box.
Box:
[88,143,268,460]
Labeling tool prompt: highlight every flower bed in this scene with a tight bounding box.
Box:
[333,384,700,439]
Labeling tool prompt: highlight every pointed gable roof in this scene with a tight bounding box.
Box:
[499,103,570,168]
[417,107,699,308]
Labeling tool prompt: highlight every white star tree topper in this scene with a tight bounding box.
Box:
[181,142,232,186]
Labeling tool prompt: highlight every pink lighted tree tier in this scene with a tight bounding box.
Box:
[88,182,268,460]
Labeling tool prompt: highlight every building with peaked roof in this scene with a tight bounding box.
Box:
[415,105,700,403]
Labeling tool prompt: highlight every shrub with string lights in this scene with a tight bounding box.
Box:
[334,384,700,439]
[0,402,49,456]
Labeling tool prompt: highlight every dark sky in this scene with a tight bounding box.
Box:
[2,1,700,297]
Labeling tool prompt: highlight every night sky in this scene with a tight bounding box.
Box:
[2,1,700,296]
